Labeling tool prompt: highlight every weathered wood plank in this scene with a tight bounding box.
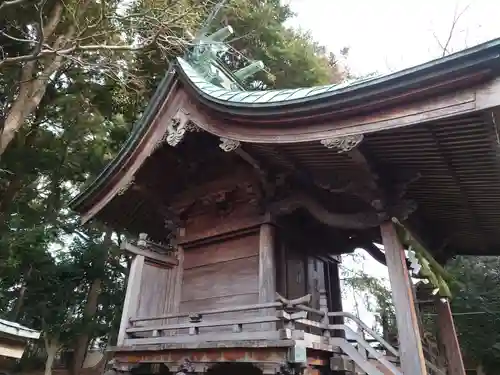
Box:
[178,293,260,315]
[123,329,299,346]
[132,298,276,322]
[179,215,262,246]
[127,315,280,333]
[436,299,466,375]
[181,256,259,302]
[183,235,258,269]
[111,339,295,352]
[381,221,427,375]
[117,254,145,346]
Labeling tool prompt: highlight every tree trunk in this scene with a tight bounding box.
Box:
[0,55,65,157]
[71,231,112,375]
[10,265,33,321]
[0,1,68,158]
[44,336,60,375]
[71,277,102,375]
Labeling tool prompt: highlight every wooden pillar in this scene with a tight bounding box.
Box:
[436,298,466,375]
[380,221,427,375]
[117,254,145,346]
[259,223,276,303]
[259,223,276,330]
[325,260,344,337]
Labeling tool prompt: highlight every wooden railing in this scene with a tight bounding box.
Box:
[121,291,447,375]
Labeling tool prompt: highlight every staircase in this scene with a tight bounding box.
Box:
[307,311,446,375]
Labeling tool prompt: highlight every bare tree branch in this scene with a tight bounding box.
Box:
[434,2,471,57]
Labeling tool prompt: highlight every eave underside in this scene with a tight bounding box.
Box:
[246,110,500,257]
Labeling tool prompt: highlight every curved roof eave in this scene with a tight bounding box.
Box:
[69,38,500,216]
[69,67,178,213]
[175,38,500,121]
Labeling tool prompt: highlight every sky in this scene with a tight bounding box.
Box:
[286,0,500,76]
[281,0,500,329]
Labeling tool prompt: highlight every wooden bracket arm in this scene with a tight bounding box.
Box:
[121,241,179,267]
[269,192,383,229]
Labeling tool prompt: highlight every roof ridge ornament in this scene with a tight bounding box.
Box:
[320,134,364,153]
[219,137,240,152]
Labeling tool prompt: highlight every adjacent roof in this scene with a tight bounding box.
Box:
[0,319,40,340]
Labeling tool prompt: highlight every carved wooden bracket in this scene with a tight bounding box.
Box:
[219,137,241,152]
[155,109,201,149]
[320,133,364,153]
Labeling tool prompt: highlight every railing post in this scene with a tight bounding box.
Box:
[319,289,330,341]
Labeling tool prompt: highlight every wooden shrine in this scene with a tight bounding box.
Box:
[70,26,500,375]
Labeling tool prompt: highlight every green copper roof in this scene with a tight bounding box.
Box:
[177,56,379,104]
[177,37,500,111]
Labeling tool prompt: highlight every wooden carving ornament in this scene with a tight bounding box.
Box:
[320,134,364,153]
[219,137,241,152]
[161,109,199,148]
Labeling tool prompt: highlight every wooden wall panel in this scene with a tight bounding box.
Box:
[183,236,258,269]
[181,256,259,301]
[179,233,260,333]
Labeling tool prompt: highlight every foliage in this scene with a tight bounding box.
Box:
[0,0,347,374]
[340,252,397,338]
[446,256,500,374]
[394,219,455,298]
[216,0,343,88]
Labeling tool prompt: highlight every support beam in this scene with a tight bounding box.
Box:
[436,299,466,375]
[117,254,145,346]
[380,221,427,375]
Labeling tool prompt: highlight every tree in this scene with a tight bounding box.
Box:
[0,2,348,375]
[446,256,500,374]
[341,252,397,341]
[0,0,215,157]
